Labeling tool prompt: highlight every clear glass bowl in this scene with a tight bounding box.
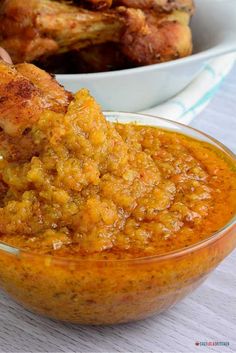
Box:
[0,113,235,325]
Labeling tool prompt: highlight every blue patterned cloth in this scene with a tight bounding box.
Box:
[143,53,236,125]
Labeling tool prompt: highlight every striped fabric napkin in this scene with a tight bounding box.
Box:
[143,53,236,125]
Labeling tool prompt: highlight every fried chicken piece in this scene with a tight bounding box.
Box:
[114,0,194,14]
[0,60,72,161]
[0,0,192,68]
[0,0,122,63]
[16,63,72,115]
[120,9,192,65]
[0,62,44,137]
[0,61,72,136]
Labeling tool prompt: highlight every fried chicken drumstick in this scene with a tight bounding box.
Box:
[120,8,192,65]
[0,0,193,67]
[0,0,123,64]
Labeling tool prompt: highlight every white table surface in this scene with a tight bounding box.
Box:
[0,66,236,353]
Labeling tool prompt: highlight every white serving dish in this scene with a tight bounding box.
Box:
[56,0,236,112]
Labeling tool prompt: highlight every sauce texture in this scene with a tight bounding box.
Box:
[0,90,235,259]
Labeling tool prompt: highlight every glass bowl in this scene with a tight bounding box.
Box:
[0,113,235,325]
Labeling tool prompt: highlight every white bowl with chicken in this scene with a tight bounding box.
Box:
[0,0,236,112]
[58,0,236,111]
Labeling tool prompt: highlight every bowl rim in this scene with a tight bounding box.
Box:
[0,112,235,263]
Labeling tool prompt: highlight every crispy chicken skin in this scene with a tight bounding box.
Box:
[120,9,192,65]
[0,61,72,136]
[15,64,72,115]
[0,60,72,161]
[0,0,122,63]
[0,0,193,68]
[0,62,44,137]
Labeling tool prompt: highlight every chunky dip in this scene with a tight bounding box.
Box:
[0,90,235,260]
